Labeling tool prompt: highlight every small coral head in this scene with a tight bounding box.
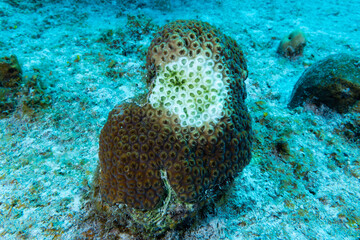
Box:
[277,29,306,59]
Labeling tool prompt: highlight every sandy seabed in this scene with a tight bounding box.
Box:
[0,0,359,239]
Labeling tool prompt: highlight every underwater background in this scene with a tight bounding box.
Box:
[0,0,359,239]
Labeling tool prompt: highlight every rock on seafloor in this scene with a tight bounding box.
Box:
[0,55,22,117]
[288,53,360,113]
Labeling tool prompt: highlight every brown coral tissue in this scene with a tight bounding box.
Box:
[93,20,252,236]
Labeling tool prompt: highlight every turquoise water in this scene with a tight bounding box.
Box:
[0,0,359,239]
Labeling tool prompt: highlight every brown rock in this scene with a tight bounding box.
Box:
[0,55,22,88]
[288,53,360,113]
